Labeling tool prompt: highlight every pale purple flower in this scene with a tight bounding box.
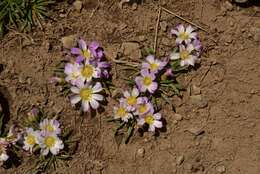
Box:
[171,24,197,44]
[71,39,92,63]
[70,81,104,112]
[113,100,133,122]
[134,97,154,116]
[39,119,61,135]
[135,69,158,93]
[79,60,101,82]
[6,125,21,145]
[164,68,174,77]
[137,111,163,132]
[64,63,82,85]
[142,55,167,74]
[97,61,111,79]
[192,39,203,56]
[170,43,198,67]
[121,87,140,111]
[89,41,104,60]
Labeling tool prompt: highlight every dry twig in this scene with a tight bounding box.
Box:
[153,7,162,55]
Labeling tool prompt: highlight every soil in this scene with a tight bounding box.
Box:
[0,0,260,174]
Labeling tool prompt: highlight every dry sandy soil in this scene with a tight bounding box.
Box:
[0,0,260,173]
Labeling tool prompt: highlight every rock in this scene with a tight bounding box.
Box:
[224,1,233,11]
[160,21,168,32]
[137,148,145,158]
[253,32,260,42]
[176,155,184,165]
[73,0,83,12]
[132,3,138,10]
[105,45,119,60]
[184,163,193,171]
[174,114,183,121]
[121,42,142,60]
[191,85,201,95]
[216,165,226,173]
[235,0,248,3]
[186,128,205,136]
[190,95,208,109]
[61,35,76,49]
[138,35,146,42]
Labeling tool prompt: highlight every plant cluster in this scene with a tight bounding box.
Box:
[110,24,203,143]
[0,0,53,36]
[52,39,112,113]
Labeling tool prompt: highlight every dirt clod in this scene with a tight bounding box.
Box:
[160,21,168,32]
[137,148,145,158]
[216,165,226,173]
[121,42,142,60]
[73,0,83,12]
[61,35,77,49]
[176,155,184,165]
[173,114,183,121]
[190,95,208,109]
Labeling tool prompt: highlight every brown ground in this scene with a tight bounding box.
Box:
[0,0,260,173]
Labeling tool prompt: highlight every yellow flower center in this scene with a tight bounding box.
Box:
[138,104,147,114]
[145,115,154,125]
[81,65,94,78]
[127,96,137,106]
[26,134,36,146]
[82,49,91,59]
[143,77,152,86]
[46,124,54,132]
[116,107,127,117]
[180,50,189,60]
[80,88,93,101]
[150,63,159,71]
[179,32,189,40]
[44,136,56,148]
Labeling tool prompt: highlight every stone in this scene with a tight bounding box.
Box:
[105,45,119,60]
[61,35,76,49]
[253,32,260,42]
[73,0,83,12]
[132,3,138,10]
[121,42,142,60]
[216,165,226,173]
[137,148,145,158]
[184,163,193,171]
[190,95,208,108]
[235,0,248,3]
[174,114,183,121]
[224,1,233,11]
[160,21,168,32]
[176,155,184,165]
[187,128,205,136]
[191,85,201,95]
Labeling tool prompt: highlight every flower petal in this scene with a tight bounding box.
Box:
[71,86,80,94]
[186,25,195,34]
[132,87,139,97]
[79,39,87,50]
[171,29,179,35]
[82,101,90,112]
[93,94,104,101]
[71,48,81,55]
[70,95,81,104]
[170,52,180,60]
[154,120,163,128]
[90,99,99,109]
[176,24,185,33]
[92,82,103,93]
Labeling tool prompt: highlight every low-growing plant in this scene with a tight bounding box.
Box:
[0,0,54,37]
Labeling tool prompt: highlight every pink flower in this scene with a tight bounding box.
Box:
[135,69,158,93]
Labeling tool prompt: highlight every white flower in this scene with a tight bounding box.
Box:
[79,60,100,82]
[122,87,139,111]
[23,128,40,152]
[171,24,197,44]
[0,152,8,162]
[70,81,104,112]
[142,55,167,74]
[134,97,154,116]
[0,139,9,162]
[170,43,198,66]
[137,112,163,132]
[39,133,64,156]
[40,119,61,135]
[113,101,133,122]
[64,62,82,86]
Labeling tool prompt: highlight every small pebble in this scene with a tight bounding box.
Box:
[176,155,184,165]
[160,21,168,32]
[224,1,233,11]
[190,95,208,109]
[191,85,201,95]
[132,3,138,10]
[174,114,183,121]
[73,0,83,12]
[61,35,76,49]
[137,148,145,158]
[216,165,226,173]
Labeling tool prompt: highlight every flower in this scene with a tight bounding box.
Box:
[113,101,133,122]
[6,125,21,145]
[122,87,140,111]
[0,139,9,162]
[171,24,197,44]
[134,97,154,116]
[64,62,82,85]
[40,119,61,135]
[88,41,104,60]
[70,81,104,112]
[23,128,40,152]
[135,69,158,93]
[79,60,101,82]
[192,39,203,56]
[27,107,39,122]
[38,133,64,156]
[97,61,111,79]
[137,111,163,132]
[142,55,167,74]
[71,39,92,63]
[170,43,198,66]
